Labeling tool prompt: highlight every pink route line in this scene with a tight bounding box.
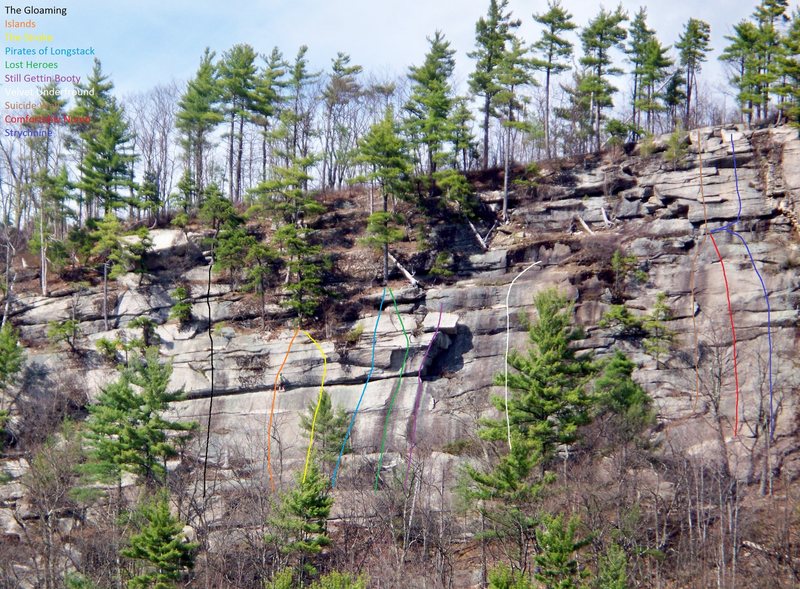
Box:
[404,305,443,490]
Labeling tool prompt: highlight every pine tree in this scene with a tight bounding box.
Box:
[463,290,596,575]
[356,107,411,283]
[69,58,114,223]
[82,348,195,487]
[31,166,72,295]
[321,53,363,189]
[676,19,712,128]
[265,459,334,584]
[251,48,287,183]
[554,69,594,155]
[579,6,628,151]
[121,491,198,589]
[218,44,258,202]
[78,98,137,216]
[0,323,24,448]
[90,214,136,330]
[532,0,576,158]
[450,97,477,171]
[284,46,320,165]
[643,292,675,369]
[776,10,800,124]
[468,0,520,169]
[596,543,629,589]
[752,0,790,119]
[492,35,535,221]
[533,513,590,589]
[243,240,277,330]
[721,21,764,124]
[274,223,329,320]
[484,289,597,464]
[592,351,653,443]
[299,389,350,475]
[405,31,457,179]
[637,36,673,134]
[176,48,223,198]
[626,8,655,135]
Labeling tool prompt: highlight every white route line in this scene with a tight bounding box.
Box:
[505,260,542,451]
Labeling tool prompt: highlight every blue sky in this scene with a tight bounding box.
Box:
[4,0,769,103]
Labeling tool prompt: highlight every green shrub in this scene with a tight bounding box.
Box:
[343,323,364,345]
[430,251,454,278]
[639,133,656,157]
[95,337,119,364]
[169,285,193,326]
[664,126,688,169]
[47,319,81,352]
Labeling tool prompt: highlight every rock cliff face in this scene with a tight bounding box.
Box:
[4,124,800,505]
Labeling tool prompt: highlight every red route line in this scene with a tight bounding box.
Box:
[709,233,741,436]
[267,326,300,490]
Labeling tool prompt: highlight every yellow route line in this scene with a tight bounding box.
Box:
[301,330,328,483]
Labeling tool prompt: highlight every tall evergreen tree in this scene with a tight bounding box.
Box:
[637,37,673,133]
[626,8,655,134]
[533,514,590,589]
[720,21,762,123]
[176,48,223,198]
[82,348,195,487]
[554,69,594,155]
[579,6,628,151]
[265,459,333,585]
[218,44,258,201]
[121,492,198,589]
[776,10,800,124]
[69,59,115,223]
[321,53,363,190]
[492,36,536,221]
[468,0,521,169]
[299,389,350,475]
[78,97,136,216]
[753,0,790,118]
[532,0,576,159]
[450,97,478,171]
[405,31,457,180]
[356,107,411,284]
[251,48,287,183]
[676,19,712,128]
[283,46,320,166]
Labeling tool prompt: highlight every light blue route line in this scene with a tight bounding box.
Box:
[331,287,387,487]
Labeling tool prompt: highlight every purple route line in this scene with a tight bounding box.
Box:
[404,305,443,490]
[707,135,775,439]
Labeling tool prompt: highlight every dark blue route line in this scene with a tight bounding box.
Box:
[728,230,775,438]
[705,135,775,439]
[710,136,743,234]
[331,287,387,487]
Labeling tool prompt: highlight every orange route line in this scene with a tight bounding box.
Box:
[267,326,300,490]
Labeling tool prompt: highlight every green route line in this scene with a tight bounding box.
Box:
[374,287,410,490]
